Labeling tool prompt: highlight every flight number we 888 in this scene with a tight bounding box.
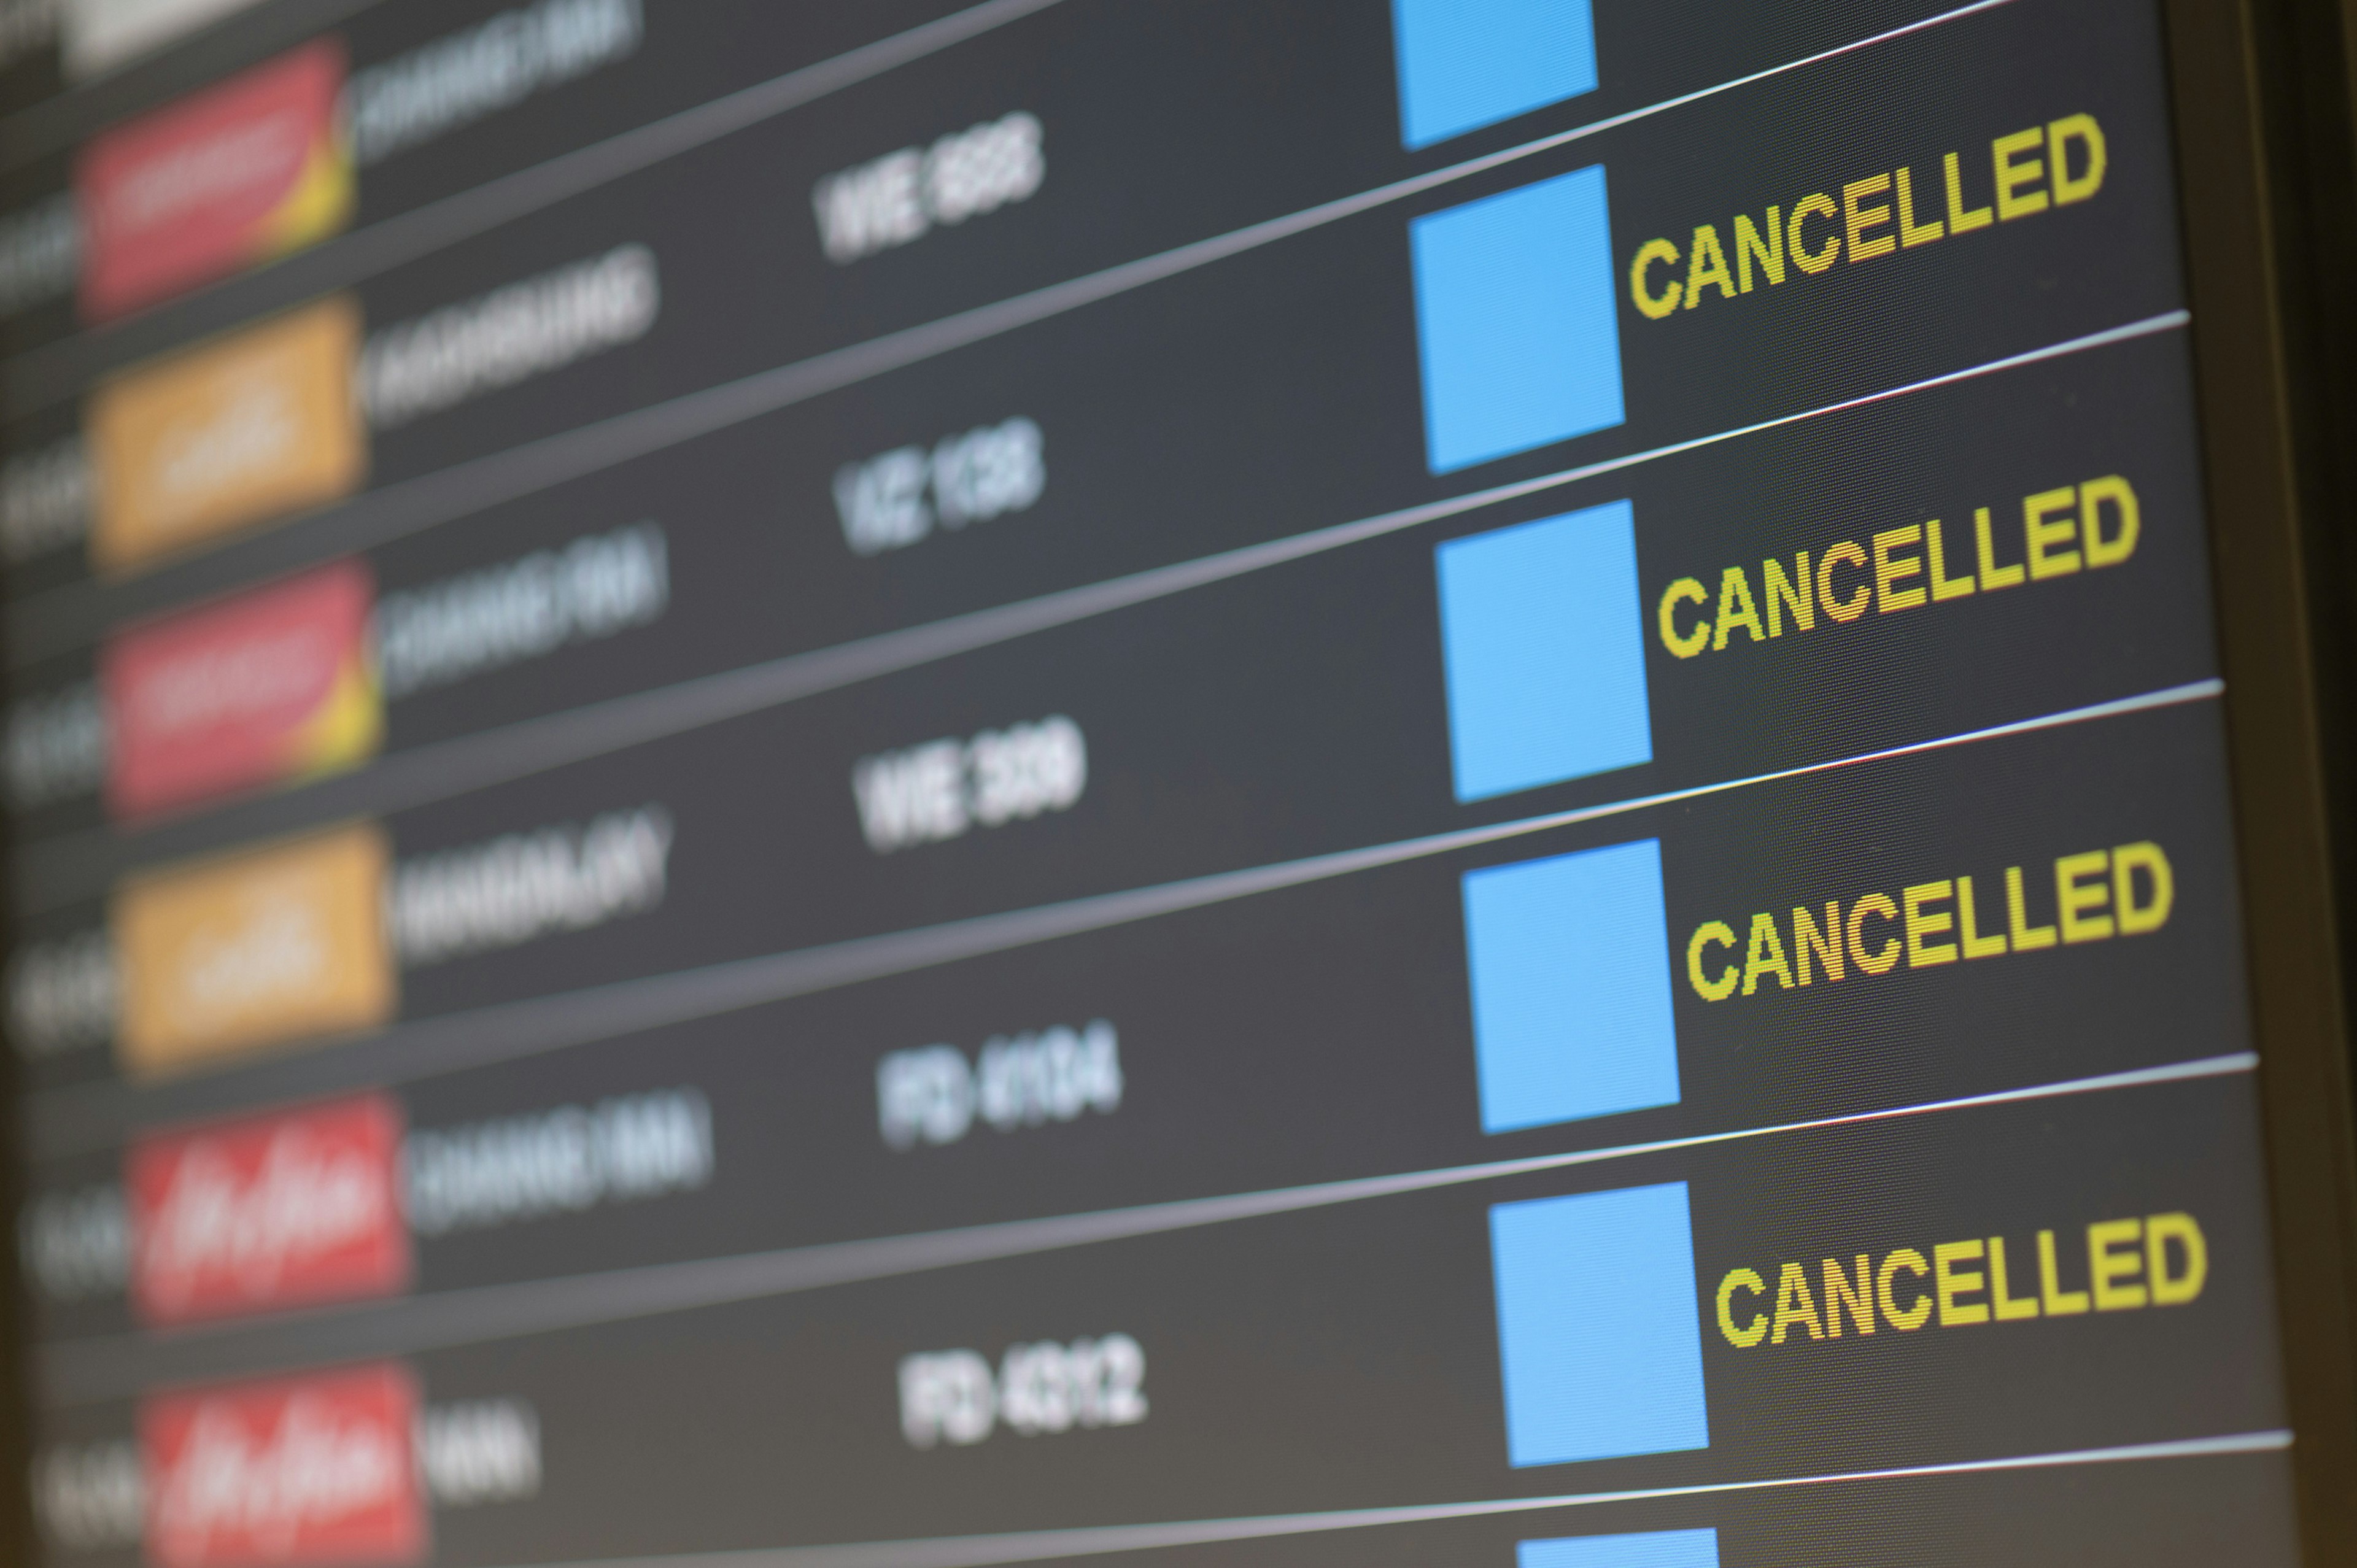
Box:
[899,1335,1148,1449]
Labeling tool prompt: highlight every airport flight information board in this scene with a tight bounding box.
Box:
[0,0,2341,1565]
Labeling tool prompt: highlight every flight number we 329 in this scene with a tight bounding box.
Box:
[899,1335,1147,1449]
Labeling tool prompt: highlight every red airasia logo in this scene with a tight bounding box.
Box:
[104,560,381,823]
[141,1363,427,1568]
[128,1095,410,1327]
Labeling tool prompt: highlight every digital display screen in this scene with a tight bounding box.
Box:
[0,2,2320,1566]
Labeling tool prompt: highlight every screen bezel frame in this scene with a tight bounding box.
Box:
[0,1,2348,1562]
[2164,0,2357,1557]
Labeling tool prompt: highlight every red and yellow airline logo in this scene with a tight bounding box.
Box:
[76,38,354,322]
[112,823,396,1078]
[87,296,367,572]
[104,560,382,821]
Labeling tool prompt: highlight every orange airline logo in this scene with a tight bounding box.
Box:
[87,296,366,573]
[112,822,395,1078]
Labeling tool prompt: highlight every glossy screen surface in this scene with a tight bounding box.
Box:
[0,3,2312,1567]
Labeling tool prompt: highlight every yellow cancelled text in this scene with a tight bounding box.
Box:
[1630,114,2107,320]
[1657,476,2140,660]
[1716,1212,2208,1347]
[1687,841,2172,1002]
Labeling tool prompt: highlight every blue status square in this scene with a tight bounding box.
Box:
[1520,1531,1720,1568]
[1392,0,1600,150]
[1461,838,1679,1135]
[1435,498,1651,803]
[1490,1181,1710,1468]
[1410,164,1625,474]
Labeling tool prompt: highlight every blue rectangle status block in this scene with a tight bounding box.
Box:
[1490,1181,1710,1467]
[1393,0,1599,150]
[1520,1531,1720,1568]
[1436,499,1652,803]
[1411,165,1625,474]
[1461,838,1679,1134]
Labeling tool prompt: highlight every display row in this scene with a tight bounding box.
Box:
[0,0,2166,658]
[31,1070,2285,1562]
[6,554,2230,1150]
[28,1426,2300,1568]
[0,0,1957,364]
[17,698,2248,1346]
[4,313,2213,923]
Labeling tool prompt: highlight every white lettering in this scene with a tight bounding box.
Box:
[7,929,118,1058]
[105,110,303,233]
[153,377,299,508]
[419,1400,540,1505]
[176,886,332,1027]
[349,0,641,165]
[150,1395,408,1564]
[358,244,659,430]
[898,1350,996,1448]
[999,1336,1149,1435]
[402,1087,711,1237]
[852,738,965,852]
[813,112,1043,264]
[20,1183,129,1302]
[125,627,334,744]
[2,433,92,562]
[374,522,668,699]
[878,1021,1120,1149]
[835,417,1043,555]
[0,193,78,317]
[137,1122,396,1318]
[6,679,105,811]
[33,1393,533,1557]
[33,1439,142,1553]
[853,716,1084,854]
[899,1335,1146,1449]
[388,805,673,967]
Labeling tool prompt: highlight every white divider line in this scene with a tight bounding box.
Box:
[6,308,2191,913]
[488,1431,2293,1568]
[4,0,2024,658]
[34,1049,2257,1403]
[521,1433,2299,1568]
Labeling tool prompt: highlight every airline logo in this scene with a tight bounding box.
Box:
[142,1363,427,1568]
[112,823,397,1078]
[61,0,271,81]
[127,1094,409,1326]
[105,561,382,821]
[88,296,367,573]
[77,39,353,320]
